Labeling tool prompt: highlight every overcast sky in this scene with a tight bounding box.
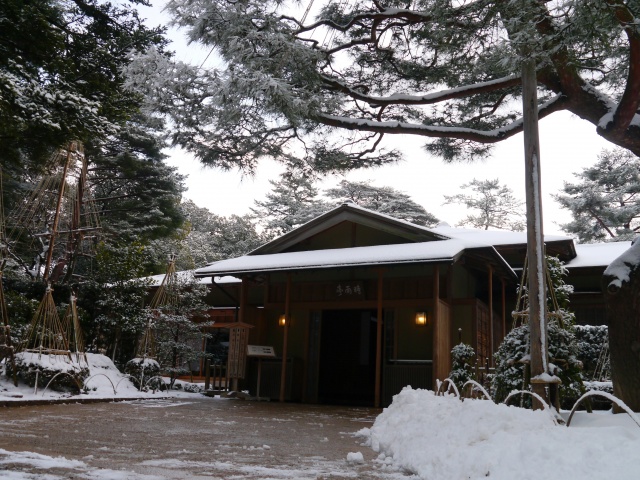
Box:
[139,1,612,237]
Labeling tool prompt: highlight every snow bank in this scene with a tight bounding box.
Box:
[1,353,153,400]
[362,387,640,480]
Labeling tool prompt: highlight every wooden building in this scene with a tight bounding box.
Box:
[193,203,629,407]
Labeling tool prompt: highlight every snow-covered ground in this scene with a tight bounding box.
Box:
[359,387,640,480]
[2,364,639,479]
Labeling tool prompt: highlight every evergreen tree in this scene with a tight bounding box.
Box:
[89,116,186,244]
[251,172,331,237]
[84,241,153,366]
[448,343,476,392]
[150,200,266,270]
[555,149,640,243]
[153,272,213,389]
[492,256,583,408]
[325,180,439,226]
[126,0,640,173]
[443,179,525,231]
[0,0,167,169]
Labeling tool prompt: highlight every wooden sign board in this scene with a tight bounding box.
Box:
[247,345,276,358]
[228,326,250,379]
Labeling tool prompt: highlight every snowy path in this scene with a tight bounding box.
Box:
[0,397,416,479]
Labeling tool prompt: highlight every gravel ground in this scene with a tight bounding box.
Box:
[0,397,417,479]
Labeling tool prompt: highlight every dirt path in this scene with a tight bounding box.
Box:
[0,397,417,479]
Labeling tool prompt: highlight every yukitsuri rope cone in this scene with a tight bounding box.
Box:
[126,256,179,389]
[61,292,87,365]
[14,284,88,392]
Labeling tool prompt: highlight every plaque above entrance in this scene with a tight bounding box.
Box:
[332,281,365,300]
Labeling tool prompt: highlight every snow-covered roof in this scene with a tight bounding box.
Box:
[565,242,632,269]
[196,239,470,276]
[195,209,583,277]
[250,202,447,255]
[145,270,239,287]
[430,225,571,246]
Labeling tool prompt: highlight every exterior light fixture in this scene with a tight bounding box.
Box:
[278,314,287,327]
[415,312,427,326]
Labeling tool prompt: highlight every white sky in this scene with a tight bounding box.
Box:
[140,2,612,237]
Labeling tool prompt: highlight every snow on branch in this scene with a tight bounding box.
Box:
[317,94,566,142]
[320,75,523,107]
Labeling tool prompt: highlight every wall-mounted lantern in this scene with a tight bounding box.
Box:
[415,311,428,326]
[278,314,287,327]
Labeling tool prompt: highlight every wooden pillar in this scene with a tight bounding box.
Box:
[279,274,291,402]
[374,269,384,408]
[488,264,494,367]
[232,279,249,392]
[239,279,247,323]
[522,54,549,408]
[501,279,507,339]
[432,265,443,385]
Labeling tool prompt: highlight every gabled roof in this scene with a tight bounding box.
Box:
[249,202,448,255]
[194,204,595,279]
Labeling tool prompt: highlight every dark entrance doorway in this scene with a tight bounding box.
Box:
[318,309,377,406]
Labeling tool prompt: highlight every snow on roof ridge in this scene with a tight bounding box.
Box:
[196,239,470,276]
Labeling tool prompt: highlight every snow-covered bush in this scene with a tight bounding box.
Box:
[182,382,204,393]
[575,325,609,381]
[493,256,583,408]
[11,352,89,392]
[125,357,161,390]
[492,325,530,404]
[492,323,583,408]
[583,381,614,410]
[448,343,476,392]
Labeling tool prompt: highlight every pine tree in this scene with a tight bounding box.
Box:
[325,180,439,226]
[125,0,640,173]
[251,172,332,237]
[555,149,640,243]
[150,200,266,271]
[443,179,525,231]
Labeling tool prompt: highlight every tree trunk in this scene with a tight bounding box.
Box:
[603,265,640,412]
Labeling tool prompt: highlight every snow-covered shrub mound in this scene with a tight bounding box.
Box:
[583,381,614,410]
[363,387,640,480]
[181,382,204,393]
[124,357,161,389]
[448,342,476,391]
[11,352,89,392]
[575,325,609,380]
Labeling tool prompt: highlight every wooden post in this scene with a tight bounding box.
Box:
[432,265,443,386]
[374,269,384,408]
[204,358,211,391]
[488,264,494,367]
[279,274,291,402]
[43,145,73,283]
[522,55,549,408]
[501,279,507,339]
